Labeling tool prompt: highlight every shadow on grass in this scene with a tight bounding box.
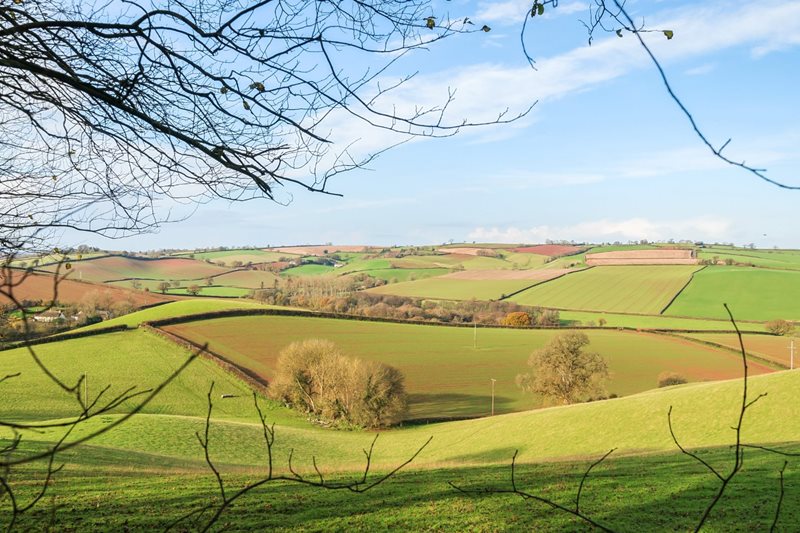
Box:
[407,392,516,421]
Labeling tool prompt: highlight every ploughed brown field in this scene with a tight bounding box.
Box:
[0,270,174,307]
[586,249,698,266]
[511,244,585,256]
[440,268,580,281]
[269,245,367,255]
[435,247,489,256]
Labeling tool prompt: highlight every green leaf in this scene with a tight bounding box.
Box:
[663,30,674,40]
[481,25,491,32]
[425,17,435,29]
[220,87,228,94]
[537,3,544,16]
[243,100,250,110]
[616,29,623,38]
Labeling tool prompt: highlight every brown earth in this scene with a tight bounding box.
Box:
[586,249,698,266]
[0,270,174,307]
[435,247,489,256]
[511,245,585,257]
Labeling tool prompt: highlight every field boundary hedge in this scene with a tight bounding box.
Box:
[142,324,269,394]
[0,324,130,351]
[143,307,768,334]
[659,265,707,315]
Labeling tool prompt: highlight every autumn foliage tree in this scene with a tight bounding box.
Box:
[516,332,608,405]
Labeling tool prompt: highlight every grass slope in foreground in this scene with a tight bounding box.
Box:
[163,315,775,419]
[665,266,800,321]
[509,265,700,314]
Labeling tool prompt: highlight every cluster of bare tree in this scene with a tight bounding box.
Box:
[270,339,407,428]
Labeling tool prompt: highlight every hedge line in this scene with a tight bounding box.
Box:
[142,324,269,394]
[143,307,768,334]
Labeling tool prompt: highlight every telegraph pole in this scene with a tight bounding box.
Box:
[791,339,795,370]
[491,378,496,416]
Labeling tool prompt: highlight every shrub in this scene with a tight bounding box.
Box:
[269,339,407,428]
[501,311,531,327]
[766,319,794,336]
[657,371,688,388]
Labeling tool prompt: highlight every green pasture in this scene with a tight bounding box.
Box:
[166,286,250,297]
[0,330,261,423]
[185,249,294,263]
[163,315,775,419]
[678,332,796,367]
[335,257,392,274]
[280,264,336,276]
[211,269,280,288]
[558,310,766,332]
[665,266,800,321]
[367,277,537,301]
[509,266,699,314]
[361,268,449,283]
[76,299,264,330]
[698,247,800,270]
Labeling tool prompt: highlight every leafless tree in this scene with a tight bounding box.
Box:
[0,0,523,256]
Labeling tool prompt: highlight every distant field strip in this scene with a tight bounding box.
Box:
[664,267,800,321]
[698,247,800,270]
[366,277,538,301]
[162,314,775,419]
[440,269,578,281]
[42,256,229,282]
[509,266,701,314]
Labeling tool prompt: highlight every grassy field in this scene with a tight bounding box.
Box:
[665,266,800,321]
[76,299,265,330]
[558,310,766,331]
[698,247,800,270]
[163,315,775,419]
[165,286,251,297]
[281,264,336,276]
[210,269,280,288]
[678,332,796,367]
[509,266,700,314]
[8,443,799,531]
[360,268,449,282]
[184,249,296,264]
[367,277,539,301]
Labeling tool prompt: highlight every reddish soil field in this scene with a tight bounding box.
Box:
[440,269,578,281]
[40,255,229,282]
[586,249,697,266]
[270,245,367,256]
[511,245,585,256]
[0,271,173,307]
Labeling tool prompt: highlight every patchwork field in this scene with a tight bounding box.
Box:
[211,269,280,288]
[367,277,538,300]
[271,245,368,255]
[41,255,229,282]
[509,265,700,314]
[280,264,336,276]
[678,332,795,367]
[354,268,449,282]
[162,315,775,419]
[558,310,766,331]
[664,267,800,321]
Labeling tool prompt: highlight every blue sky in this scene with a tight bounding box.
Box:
[82,0,800,250]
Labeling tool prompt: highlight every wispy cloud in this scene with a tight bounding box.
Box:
[475,1,588,25]
[469,216,733,243]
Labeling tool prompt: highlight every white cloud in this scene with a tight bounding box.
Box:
[475,1,588,24]
[469,216,732,243]
[684,63,716,76]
